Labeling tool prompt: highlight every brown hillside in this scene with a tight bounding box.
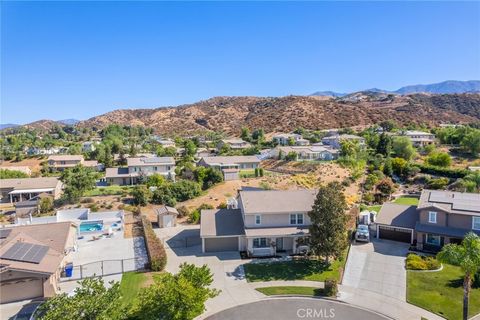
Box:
[72,93,480,135]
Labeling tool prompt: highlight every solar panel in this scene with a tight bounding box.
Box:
[1,242,49,264]
[0,229,12,239]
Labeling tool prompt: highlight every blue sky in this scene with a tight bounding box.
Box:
[1,1,479,124]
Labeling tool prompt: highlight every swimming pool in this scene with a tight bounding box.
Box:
[79,221,103,233]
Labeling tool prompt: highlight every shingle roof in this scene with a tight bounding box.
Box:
[156,205,179,216]
[418,190,480,216]
[0,177,61,190]
[127,157,175,167]
[200,156,260,166]
[200,209,245,237]
[48,155,84,161]
[239,189,317,214]
[376,203,418,229]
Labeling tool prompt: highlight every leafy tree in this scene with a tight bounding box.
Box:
[437,233,480,320]
[183,140,197,158]
[251,129,265,144]
[391,157,408,177]
[461,130,480,156]
[464,171,480,191]
[423,143,436,155]
[376,177,395,198]
[131,185,152,206]
[129,263,219,320]
[285,151,298,161]
[426,177,450,190]
[426,151,452,167]
[0,169,29,179]
[340,140,360,158]
[68,144,82,155]
[392,137,416,161]
[308,182,348,264]
[287,137,296,146]
[151,185,177,207]
[379,120,397,132]
[146,173,166,188]
[170,180,202,201]
[39,278,124,320]
[39,197,54,214]
[240,127,251,142]
[60,165,98,203]
[376,133,392,156]
[383,157,393,177]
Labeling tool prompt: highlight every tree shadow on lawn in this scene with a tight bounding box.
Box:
[243,260,332,282]
[447,278,463,288]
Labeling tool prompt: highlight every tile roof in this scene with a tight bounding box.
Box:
[0,177,61,190]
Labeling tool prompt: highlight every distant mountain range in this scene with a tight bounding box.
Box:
[0,119,79,131]
[311,80,480,97]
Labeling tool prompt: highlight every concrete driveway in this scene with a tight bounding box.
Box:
[155,225,262,318]
[342,238,409,300]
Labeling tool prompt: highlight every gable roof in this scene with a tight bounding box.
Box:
[0,177,61,191]
[376,203,418,229]
[418,190,480,216]
[200,209,245,237]
[239,189,317,214]
[48,155,84,161]
[200,156,260,166]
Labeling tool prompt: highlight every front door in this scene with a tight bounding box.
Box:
[276,238,283,251]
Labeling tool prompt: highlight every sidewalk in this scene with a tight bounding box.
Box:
[338,284,445,320]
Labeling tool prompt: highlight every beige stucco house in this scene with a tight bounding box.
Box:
[201,189,316,256]
[105,156,176,185]
[47,155,101,172]
[0,222,78,303]
[197,156,260,181]
[0,177,63,203]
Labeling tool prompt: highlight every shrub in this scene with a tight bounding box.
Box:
[80,197,94,204]
[259,168,264,177]
[141,216,167,271]
[324,279,338,297]
[406,253,440,270]
[88,203,99,212]
[176,205,189,218]
[39,197,54,214]
[217,202,227,209]
[131,185,152,206]
[415,164,469,179]
[189,203,214,224]
[426,151,452,167]
[426,177,450,190]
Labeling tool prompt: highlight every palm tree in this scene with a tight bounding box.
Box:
[437,232,480,320]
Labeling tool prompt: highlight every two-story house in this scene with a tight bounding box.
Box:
[47,155,100,172]
[200,189,316,256]
[197,156,260,181]
[272,133,310,146]
[104,156,176,185]
[394,130,436,148]
[375,190,480,252]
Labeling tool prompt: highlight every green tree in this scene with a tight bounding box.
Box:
[285,151,298,161]
[129,263,219,320]
[437,233,480,320]
[39,197,54,214]
[426,151,452,167]
[240,127,251,142]
[0,169,29,179]
[376,133,392,156]
[39,278,124,320]
[391,157,408,177]
[146,173,166,188]
[308,182,348,264]
[68,144,82,155]
[379,120,397,132]
[152,186,177,207]
[392,137,416,161]
[131,185,152,206]
[60,165,98,203]
[376,177,395,198]
[461,130,480,156]
[383,157,393,177]
[183,140,197,158]
[287,137,296,146]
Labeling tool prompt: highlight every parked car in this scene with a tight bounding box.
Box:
[13,300,45,320]
[355,224,370,242]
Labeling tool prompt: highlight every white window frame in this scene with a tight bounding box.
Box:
[255,215,261,225]
[428,211,437,224]
[473,216,480,231]
[253,238,268,248]
[290,214,304,225]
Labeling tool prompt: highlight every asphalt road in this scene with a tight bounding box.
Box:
[205,297,391,320]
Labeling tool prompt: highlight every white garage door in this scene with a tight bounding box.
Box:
[0,278,43,303]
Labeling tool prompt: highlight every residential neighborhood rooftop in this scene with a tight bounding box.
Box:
[126,156,175,166]
[0,177,61,190]
[200,209,245,237]
[376,203,419,229]
[418,189,480,216]
[239,189,317,214]
[200,156,260,166]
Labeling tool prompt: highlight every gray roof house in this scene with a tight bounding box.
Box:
[197,156,260,181]
[0,177,63,204]
[104,157,176,185]
[375,190,480,251]
[200,189,317,256]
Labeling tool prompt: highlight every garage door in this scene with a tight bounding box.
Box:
[0,278,43,303]
[378,226,412,243]
[223,172,239,181]
[204,237,238,252]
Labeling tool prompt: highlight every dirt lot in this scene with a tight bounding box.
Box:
[0,157,45,174]
[179,161,361,211]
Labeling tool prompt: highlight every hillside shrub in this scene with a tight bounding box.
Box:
[141,216,167,271]
[415,164,469,179]
[406,253,440,270]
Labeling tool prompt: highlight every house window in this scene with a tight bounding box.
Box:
[255,215,261,225]
[253,238,268,248]
[154,166,158,171]
[473,216,480,231]
[426,234,441,246]
[428,211,437,224]
[290,214,304,225]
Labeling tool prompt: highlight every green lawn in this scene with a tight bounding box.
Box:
[256,286,324,296]
[394,196,419,206]
[119,272,148,305]
[407,264,480,320]
[367,205,382,213]
[244,257,346,282]
[83,185,132,197]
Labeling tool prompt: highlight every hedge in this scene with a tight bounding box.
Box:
[140,216,167,271]
[414,164,469,179]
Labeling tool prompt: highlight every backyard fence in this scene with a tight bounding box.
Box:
[60,257,147,281]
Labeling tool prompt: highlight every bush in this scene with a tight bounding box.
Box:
[39,197,54,214]
[131,185,152,206]
[170,180,202,202]
[406,253,440,270]
[141,216,167,271]
[88,203,99,212]
[80,197,95,203]
[415,164,469,179]
[426,177,450,190]
[188,203,214,224]
[426,151,452,167]
[324,279,338,297]
[176,205,189,218]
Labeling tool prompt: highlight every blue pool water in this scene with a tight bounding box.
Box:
[79,221,103,233]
